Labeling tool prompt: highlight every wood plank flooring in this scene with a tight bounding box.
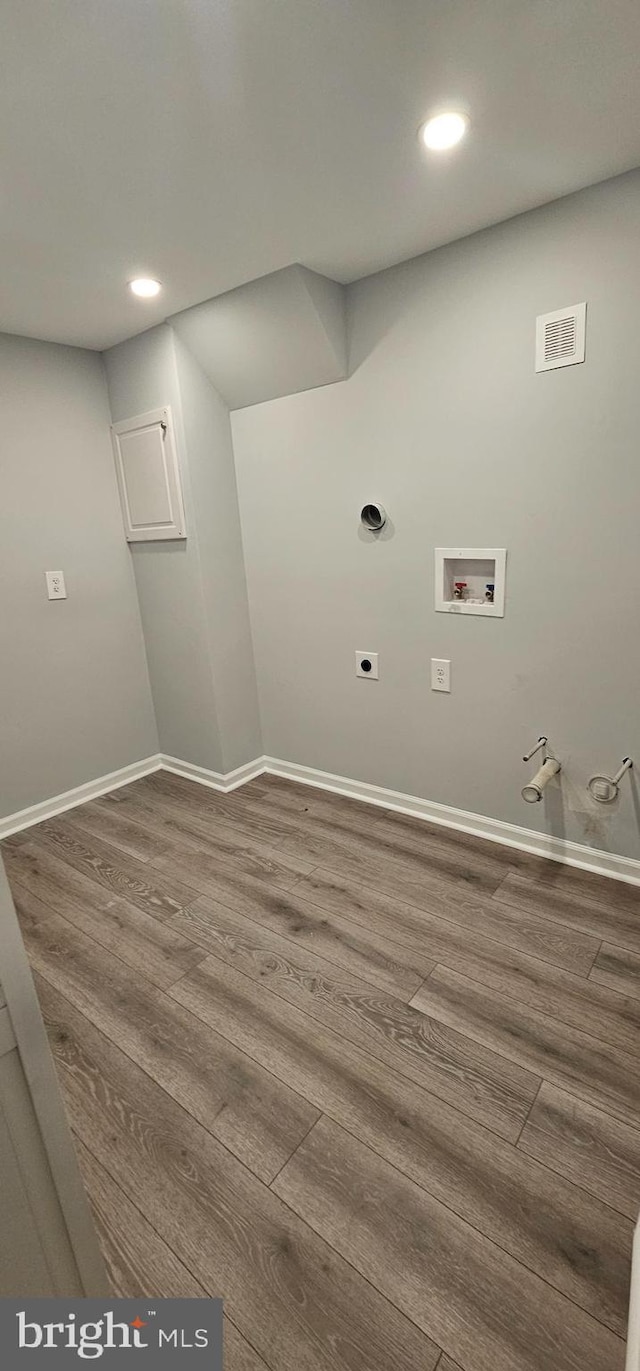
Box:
[3,769,640,1371]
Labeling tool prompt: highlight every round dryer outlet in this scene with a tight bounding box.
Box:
[356,651,379,679]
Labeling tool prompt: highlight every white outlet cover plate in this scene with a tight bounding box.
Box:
[356,650,379,679]
[45,570,67,600]
[431,658,451,692]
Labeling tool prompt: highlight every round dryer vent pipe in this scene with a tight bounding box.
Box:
[360,502,386,531]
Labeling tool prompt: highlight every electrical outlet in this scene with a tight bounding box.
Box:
[45,570,67,600]
[431,658,450,692]
[356,651,379,679]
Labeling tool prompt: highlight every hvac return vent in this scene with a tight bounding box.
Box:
[535,301,586,372]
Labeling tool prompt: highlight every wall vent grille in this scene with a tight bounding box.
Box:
[535,302,586,372]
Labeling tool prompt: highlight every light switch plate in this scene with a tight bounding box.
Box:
[431,658,450,692]
[46,570,67,600]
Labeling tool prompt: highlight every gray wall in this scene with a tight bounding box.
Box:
[104,325,261,773]
[232,170,640,859]
[6,171,640,859]
[104,324,224,772]
[173,337,262,770]
[0,334,158,818]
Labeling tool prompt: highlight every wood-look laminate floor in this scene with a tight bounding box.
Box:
[3,768,640,1370]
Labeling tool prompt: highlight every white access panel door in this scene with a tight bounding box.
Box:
[111,406,187,541]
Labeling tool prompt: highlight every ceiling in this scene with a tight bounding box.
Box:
[2,0,640,351]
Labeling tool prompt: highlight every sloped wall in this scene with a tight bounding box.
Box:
[170,265,347,410]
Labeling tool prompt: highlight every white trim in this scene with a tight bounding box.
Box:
[627,1217,640,1371]
[0,1005,17,1057]
[0,755,163,839]
[261,755,640,888]
[0,859,108,1293]
[3,747,640,887]
[160,752,267,793]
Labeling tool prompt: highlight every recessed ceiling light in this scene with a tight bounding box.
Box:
[129,277,162,298]
[419,111,468,152]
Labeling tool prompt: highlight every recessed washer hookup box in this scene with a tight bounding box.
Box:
[0,1298,223,1367]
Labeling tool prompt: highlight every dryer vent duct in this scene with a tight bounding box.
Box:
[360,503,386,531]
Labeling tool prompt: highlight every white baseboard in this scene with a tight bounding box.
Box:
[261,755,640,888]
[0,755,163,840]
[160,753,267,793]
[3,747,640,888]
